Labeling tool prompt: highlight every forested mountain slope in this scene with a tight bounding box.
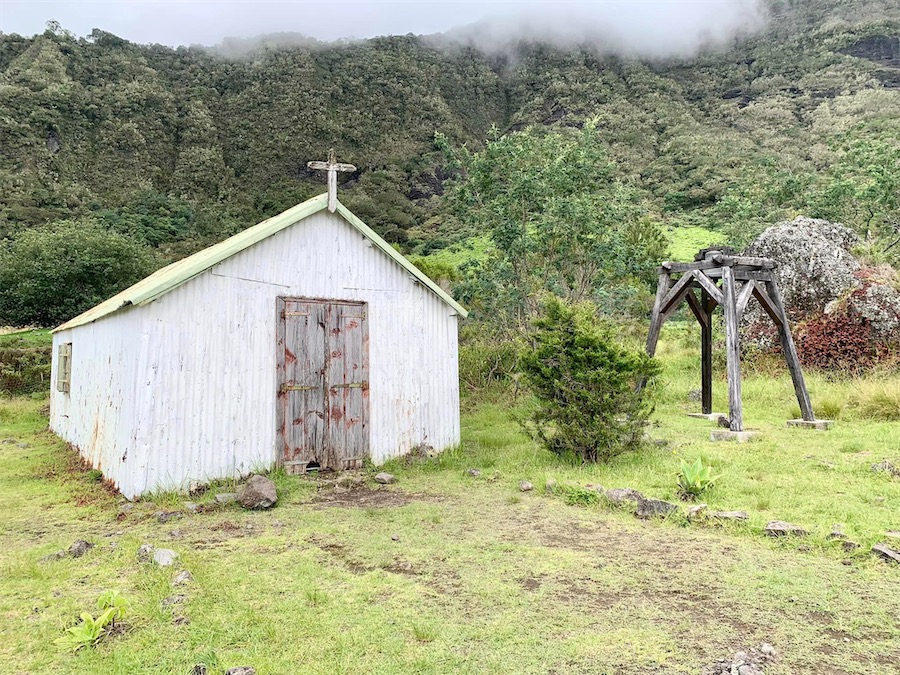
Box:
[0,0,899,324]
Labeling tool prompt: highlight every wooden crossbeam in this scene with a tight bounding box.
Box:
[752,285,783,327]
[736,280,756,318]
[660,271,696,315]
[693,271,724,305]
[684,290,709,329]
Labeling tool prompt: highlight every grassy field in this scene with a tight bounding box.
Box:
[1,332,899,674]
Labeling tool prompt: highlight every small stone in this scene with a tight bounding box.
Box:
[0,438,15,444]
[716,415,730,428]
[842,540,860,553]
[605,488,644,505]
[137,543,154,562]
[168,529,184,540]
[872,543,900,565]
[188,480,208,497]
[153,548,178,567]
[184,502,202,514]
[174,616,191,626]
[708,510,749,521]
[40,550,67,563]
[156,510,182,524]
[635,498,678,519]
[765,520,808,537]
[117,503,134,515]
[191,665,208,675]
[17,442,30,448]
[827,526,847,540]
[687,504,707,520]
[759,643,776,657]
[391,534,400,542]
[239,474,278,509]
[172,570,193,586]
[519,481,534,492]
[584,483,605,494]
[215,492,240,505]
[161,594,187,608]
[225,668,257,675]
[67,540,94,558]
[872,460,900,478]
[374,472,396,485]
[466,468,481,477]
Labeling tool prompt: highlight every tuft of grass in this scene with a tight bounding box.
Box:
[849,381,900,421]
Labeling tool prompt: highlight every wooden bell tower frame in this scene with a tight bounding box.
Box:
[645,249,815,432]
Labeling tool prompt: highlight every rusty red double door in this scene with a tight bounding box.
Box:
[276,298,369,473]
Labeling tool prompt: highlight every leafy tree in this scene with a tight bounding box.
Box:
[520,298,661,464]
[0,220,156,326]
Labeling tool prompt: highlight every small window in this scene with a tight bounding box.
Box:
[57,343,72,393]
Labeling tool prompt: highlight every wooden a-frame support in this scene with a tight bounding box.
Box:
[645,249,814,432]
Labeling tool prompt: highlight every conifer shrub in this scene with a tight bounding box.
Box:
[520,298,661,464]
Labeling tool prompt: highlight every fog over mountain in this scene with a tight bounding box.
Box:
[2,0,768,57]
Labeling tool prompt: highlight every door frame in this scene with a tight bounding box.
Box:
[275,296,369,472]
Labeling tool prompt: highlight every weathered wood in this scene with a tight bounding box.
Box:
[693,271,724,305]
[307,148,357,213]
[703,268,774,282]
[684,289,709,329]
[767,280,815,421]
[700,289,713,415]
[645,271,670,359]
[663,256,776,273]
[736,280,756,318]
[752,285,783,327]
[660,271,696,315]
[722,265,743,431]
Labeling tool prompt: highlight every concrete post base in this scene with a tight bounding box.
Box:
[786,419,833,431]
[710,429,760,443]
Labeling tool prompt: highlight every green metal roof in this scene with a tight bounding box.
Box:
[54,193,467,333]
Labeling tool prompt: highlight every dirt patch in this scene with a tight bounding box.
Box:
[311,485,437,509]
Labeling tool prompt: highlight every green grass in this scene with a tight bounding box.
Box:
[0,328,52,348]
[665,225,725,261]
[1,334,899,673]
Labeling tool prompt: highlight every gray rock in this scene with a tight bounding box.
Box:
[67,540,94,558]
[156,510,182,523]
[686,503,708,520]
[519,481,534,492]
[466,468,481,478]
[17,442,30,448]
[161,594,187,608]
[188,480,208,496]
[635,498,678,519]
[709,510,749,522]
[391,534,400,542]
[137,543,154,562]
[716,415,731,428]
[765,521,808,537]
[885,531,900,541]
[168,529,184,540]
[40,550,67,563]
[153,548,178,567]
[225,668,256,675]
[215,492,240,504]
[842,540,860,552]
[872,460,900,478]
[117,503,134,516]
[0,438,15,444]
[239,475,278,509]
[872,543,900,565]
[191,666,208,675]
[827,526,847,540]
[184,502,202,514]
[172,570,193,586]
[374,472,396,485]
[605,488,645,506]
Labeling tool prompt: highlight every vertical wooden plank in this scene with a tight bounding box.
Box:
[700,290,713,416]
[767,280,815,421]
[645,269,670,358]
[722,265,743,431]
[275,297,286,467]
[325,301,369,470]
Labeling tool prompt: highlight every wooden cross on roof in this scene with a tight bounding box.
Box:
[308,149,356,213]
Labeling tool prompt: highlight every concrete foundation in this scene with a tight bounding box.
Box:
[710,429,761,443]
[687,413,728,422]
[786,419,833,431]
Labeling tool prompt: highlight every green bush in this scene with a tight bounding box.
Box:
[458,324,523,393]
[0,220,157,327]
[520,298,661,464]
[0,347,52,395]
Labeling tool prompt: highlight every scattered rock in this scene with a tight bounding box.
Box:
[716,415,731,428]
[156,510,182,524]
[374,472,396,485]
[225,668,257,675]
[239,474,278,509]
[161,594,187,608]
[40,550,67,563]
[173,616,191,626]
[67,540,94,558]
[827,526,847,540]
[172,570,193,586]
[191,665,208,675]
[168,529,184,540]
[635,498,678,519]
[137,543,154,562]
[391,534,400,542]
[709,510,750,521]
[872,543,900,565]
[184,502,202,514]
[152,548,178,567]
[605,488,645,505]
[842,541,860,552]
[466,468,481,478]
[872,460,900,478]
[519,481,534,492]
[215,492,240,505]
[765,521,809,537]
[0,438,15,444]
[703,642,777,675]
[188,480,208,497]
[117,503,134,517]
[687,503,708,520]
[17,442,30,448]
[584,483,605,494]
[336,474,364,488]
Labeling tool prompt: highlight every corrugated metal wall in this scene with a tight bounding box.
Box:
[50,210,461,498]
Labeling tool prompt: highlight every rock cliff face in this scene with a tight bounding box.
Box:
[742,216,900,367]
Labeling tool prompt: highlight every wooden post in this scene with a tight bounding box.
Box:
[722,264,743,431]
[645,269,670,358]
[700,289,713,415]
[307,149,357,212]
[767,279,815,421]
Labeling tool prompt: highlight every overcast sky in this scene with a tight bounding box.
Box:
[0,1,767,54]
